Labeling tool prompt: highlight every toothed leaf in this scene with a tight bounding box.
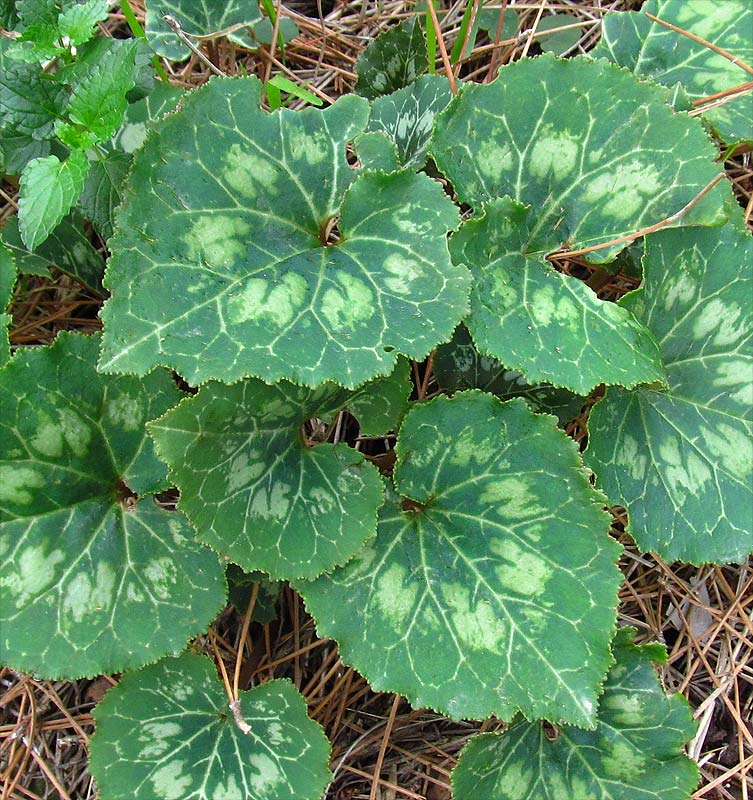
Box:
[298,392,622,725]
[99,76,470,388]
[430,54,727,263]
[0,333,226,679]
[90,653,331,800]
[449,197,667,394]
[587,218,753,564]
[594,0,753,144]
[149,377,384,580]
[452,627,699,800]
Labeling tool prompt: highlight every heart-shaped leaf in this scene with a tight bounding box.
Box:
[430,54,727,262]
[298,392,622,726]
[594,0,753,144]
[0,333,226,678]
[90,653,332,800]
[149,377,384,580]
[586,216,753,564]
[99,76,470,388]
[452,627,699,800]
[449,197,667,394]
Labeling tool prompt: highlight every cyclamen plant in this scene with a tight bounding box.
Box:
[0,1,752,798]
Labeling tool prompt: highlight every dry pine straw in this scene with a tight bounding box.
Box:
[1,1,752,798]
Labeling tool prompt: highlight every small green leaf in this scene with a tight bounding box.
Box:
[0,333,226,679]
[434,325,585,425]
[0,245,16,366]
[99,76,470,388]
[16,0,58,29]
[90,653,332,800]
[248,15,298,47]
[366,74,453,169]
[57,0,110,46]
[266,74,322,107]
[0,39,66,141]
[535,13,582,55]
[18,150,90,250]
[1,211,105,293]
[449,197,667,394]
[149,378,384,580]
[430,54,727,262]
[64,39,140,142]
[145,0,263,61]
[594,0,753,144]
[452,627,699,800]
[298,392,622,725]
[353,130,402,172]
[78,151,132,241]
[587,216,753,564]
[226,564,280,624]
[355,17,427,99]
[347,356,412,436]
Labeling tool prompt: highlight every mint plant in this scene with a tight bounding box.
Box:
[1,4,751,799]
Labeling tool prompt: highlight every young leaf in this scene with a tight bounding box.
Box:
[434,325,585,425]
[64,39,140,142]
[0,333,226,679]
[99,76,470,388]
[0,245,16,366]
[1,211,105,293]
[353,130,402,172]
[449,197,667,394]
[298,392,623,726]
[144,0,263,61]
[355,17,427,99]
[56,0,110,46]
[16,0,58,29]
[594,0,753,144]
[587,217,753,564]
[430,54,727,262]
[452,627,699,800]
[148,378,384,580]
[78,151,132,241]
[535,12,582,55]
[89,653,332,800]
[366,74,453,169]
[18,150,90,250]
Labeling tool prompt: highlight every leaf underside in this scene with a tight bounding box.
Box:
[149,377,384,580]
[587,217,753,564]
[594,0,753,143]
[99,75,470,388]
[298,392,622,726]
[0,333,226,678]
[452,627,699,800]
[89,653,332,800]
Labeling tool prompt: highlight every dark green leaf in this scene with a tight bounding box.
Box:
[0,333,226,678]
[1,211,105,293]
[0,245,15,366]
[298,392,622,725]
[149,378,384,580]
[227,564,280,624]
[452,627,699,800]
[90,654,332,800]
[99,76,470,388]
[355,17,427,99]
[587,216,753,564]
[78,151,132,241]
[110,81,184,153]
[434,325,585,425]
